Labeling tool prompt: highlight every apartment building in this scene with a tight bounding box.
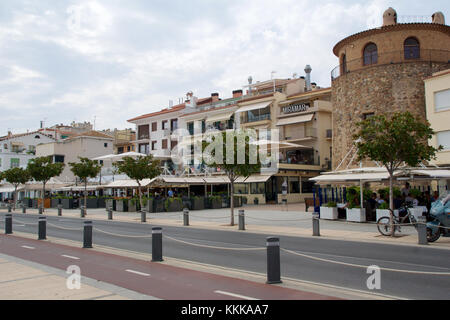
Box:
[0,131,56,172]
[36,131,113,183]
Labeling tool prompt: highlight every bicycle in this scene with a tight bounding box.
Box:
[376,204,418,236]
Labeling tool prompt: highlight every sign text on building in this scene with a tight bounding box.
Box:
[282,103,310,114]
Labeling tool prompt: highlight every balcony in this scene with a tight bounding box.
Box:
[331,49,450,81]
[283,127,317,141]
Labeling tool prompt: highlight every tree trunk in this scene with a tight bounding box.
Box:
[138,182,143,212]
[42,182,46,213]
[13,186,17,211]
[389,173,395,237]
[84,180,88,216]
[230,181,235,226]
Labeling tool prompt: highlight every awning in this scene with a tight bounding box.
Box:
[244,175,272,183]
[409,170,450,179]
[310,172,390,184]
[276,114,314,126]
[0,186,24,193]
[235,101,272,113]
[57,185,101,192]
[203,177,231,184]
[105,178,157,188]
[206,111,234,123]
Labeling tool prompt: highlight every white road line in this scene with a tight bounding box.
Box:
[21,246,35,250]
[61,255,80,260]
[214,290,259,300]
[125,269,150,277]
[15,225,25,227]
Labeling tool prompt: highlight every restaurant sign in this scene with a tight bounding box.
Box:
[282,103,310,114]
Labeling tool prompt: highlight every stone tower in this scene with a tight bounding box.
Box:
[330,8,450,170]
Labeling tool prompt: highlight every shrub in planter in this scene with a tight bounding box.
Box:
[191,197,204,210]
[144,197,154,213]
[346,207,366,223]
[128,198,138,212]
[51,198,61,208]
[116,199,128,212]
[154,199,165,212]
[61,198,74,209]
[320,201,338,220]
[97,197,106,208]
[210,196,222,209]
[165,197,183,212]
[85,197,99,209]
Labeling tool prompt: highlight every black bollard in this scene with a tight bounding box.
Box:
[239,209,245,231]
[266,237,282,284]
[80,206,86,218]
[108,207,113,220]
[8,204,12,213]
[141,210,147,223]
[183,208,189,226]
[151,227,163,262]
[38,207,43,215]
[57,205,62,217]
[83,221,93,248]
[5,214,12,235]
[38,216,47,240]
[417,216,428,245]
[22,205,26,214]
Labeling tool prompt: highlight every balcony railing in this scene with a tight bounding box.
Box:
[331,49,450,81]
[243,113,271,124]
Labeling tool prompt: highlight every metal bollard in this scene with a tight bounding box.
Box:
[8,205,12,213]
[141,210,147,223]
[22,205,26,214]
[83,221,93,248]
[57,205,62,216]
[266,237,282,284]
[151,227,163,262]
[417,216,428,245]
[38,207,43,215]
[107,207,113,220]
[183,208,189,226]
[239,209,245,231]
[5,214,12,235]
[312,213,320,237]
[38,216,47,240]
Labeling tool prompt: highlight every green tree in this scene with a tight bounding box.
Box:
[202,129,262,226]
[1,168,30,210]
[69,157,103,215]
[353,111,441,236]
[114,155,162,212]
[27,156,65,212]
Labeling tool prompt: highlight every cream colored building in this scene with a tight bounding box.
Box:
[425,69,450,167]
[36,131,114,183]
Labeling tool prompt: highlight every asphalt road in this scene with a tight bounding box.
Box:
[1,212,449,300]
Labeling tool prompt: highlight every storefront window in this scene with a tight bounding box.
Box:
[282,149,314,165]
[289,177,300,193]
[251,183,265,194]
[234,184,248,194]
[302,181,315,194]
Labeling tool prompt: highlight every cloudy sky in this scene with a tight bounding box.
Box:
[0,0,448,135]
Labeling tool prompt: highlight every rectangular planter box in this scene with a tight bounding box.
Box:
[85,198,99,209]
[211,198,222,209]
[146,199,154,213]
[346,208,366,223]
[116,200,128,212]
[320,207,338,220]
[32,199,38,209]
[409,207,426,221]
[105,199,114,210]
[166,199,183,212]
[376,209,399,221]
[128,201,137,212]
[61,198,74,210]
[97,198,106,208]
[51,199,61,208]
[154,199,165,213]
[191,197,204,210]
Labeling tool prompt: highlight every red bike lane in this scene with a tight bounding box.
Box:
[0,234,340,300]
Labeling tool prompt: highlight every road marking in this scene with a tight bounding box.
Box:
[214,290,259,300]
[125,269,150,277]
[21,246,35,250]
[15,225,25,227]
[61,255,80,260]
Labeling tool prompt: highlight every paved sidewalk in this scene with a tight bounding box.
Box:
[0,253,156,300]
[3,205,450,248]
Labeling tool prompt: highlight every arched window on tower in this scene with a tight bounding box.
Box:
[363,43,378,66]
[404,37,420,60]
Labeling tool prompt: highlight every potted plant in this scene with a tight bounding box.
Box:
[61,196,74,209]
[376,201,399,221]
[345,187,366,222]
[128,198,138,212]
[165,197,183,212]
[320,201,338,220]
[116,198,129,212]
[154,198,165,212]
[86,196,99,209]
[97,196,107,208]
[191,196,204,210]
[210,196,222,209]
